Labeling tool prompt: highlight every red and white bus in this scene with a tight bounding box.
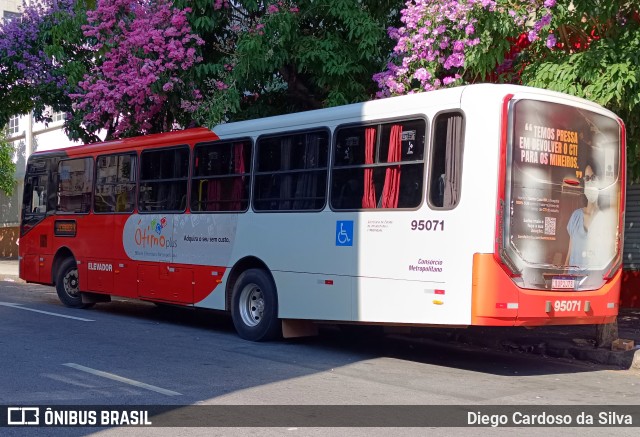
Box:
[19,84,625,341]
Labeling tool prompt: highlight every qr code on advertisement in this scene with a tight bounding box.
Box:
[544,217,556,236]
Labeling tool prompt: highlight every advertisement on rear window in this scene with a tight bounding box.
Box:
[509,100,620,270]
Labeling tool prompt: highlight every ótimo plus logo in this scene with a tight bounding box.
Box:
[134,216,177,249]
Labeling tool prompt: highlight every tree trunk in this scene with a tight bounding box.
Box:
[596,319,618,348]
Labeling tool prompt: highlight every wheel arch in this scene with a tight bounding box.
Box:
[225,256,275,312]
[51,246,75,285]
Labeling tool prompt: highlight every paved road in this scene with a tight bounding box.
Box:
[0,280,638,436]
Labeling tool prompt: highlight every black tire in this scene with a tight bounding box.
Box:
[231,269,281,341]
[55,258,93,309]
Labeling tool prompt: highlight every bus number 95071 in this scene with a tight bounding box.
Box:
[554,300,581,312]
[410,220,444,231]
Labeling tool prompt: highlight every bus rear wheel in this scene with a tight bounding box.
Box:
[231,269,281,341]
[55,258,93,309]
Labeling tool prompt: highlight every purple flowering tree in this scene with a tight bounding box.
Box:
[71,0,204,139]
[0,0,82,128]
[373,0,558,97]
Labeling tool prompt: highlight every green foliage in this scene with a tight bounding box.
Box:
[518,4,640,179]
[193,0,403,127]
[467,9,517,82]
[0,131,16,197]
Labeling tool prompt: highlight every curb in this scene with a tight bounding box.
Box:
[483,335,640,370]
[402,327,640,370]
[0,275,25,284]
[560,344,638,369]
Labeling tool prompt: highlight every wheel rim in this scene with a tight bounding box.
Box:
[239,283,265,327]
[63,268,80,298]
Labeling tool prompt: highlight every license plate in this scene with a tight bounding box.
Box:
[551,277,575,289]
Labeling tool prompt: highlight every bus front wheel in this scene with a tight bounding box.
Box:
[231,269,281,341]
[55,258,93,309]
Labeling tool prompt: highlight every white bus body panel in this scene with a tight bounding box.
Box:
[194,84,615,326]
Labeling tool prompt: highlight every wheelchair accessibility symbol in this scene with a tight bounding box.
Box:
[336,221,353,246]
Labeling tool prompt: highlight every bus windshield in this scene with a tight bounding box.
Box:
[507,99,621,288]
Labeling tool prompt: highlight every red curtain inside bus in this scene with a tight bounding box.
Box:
[381,124,402,208]
[207,179,221,211]
[362,127,377,208]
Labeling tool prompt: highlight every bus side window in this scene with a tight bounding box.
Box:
[56,157,93,214]
[139,146,189,213]
[95,153,137,213]
[25,176,47,214]
[253,131,329,212]
[429,112,464,209]
[331,118,425,210]
[191,139,252,212]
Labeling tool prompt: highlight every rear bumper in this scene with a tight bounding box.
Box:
[471,253,620,326]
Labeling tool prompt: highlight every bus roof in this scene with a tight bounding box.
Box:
[30,127,216,158]
[210,83,614,139]
[211,85,465,139]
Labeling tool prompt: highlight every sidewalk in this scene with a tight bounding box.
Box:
[408,309,640,370]
[0,259,20,282]
[1,258,638,368]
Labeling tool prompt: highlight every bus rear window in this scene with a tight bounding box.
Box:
[507,100,621,272]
